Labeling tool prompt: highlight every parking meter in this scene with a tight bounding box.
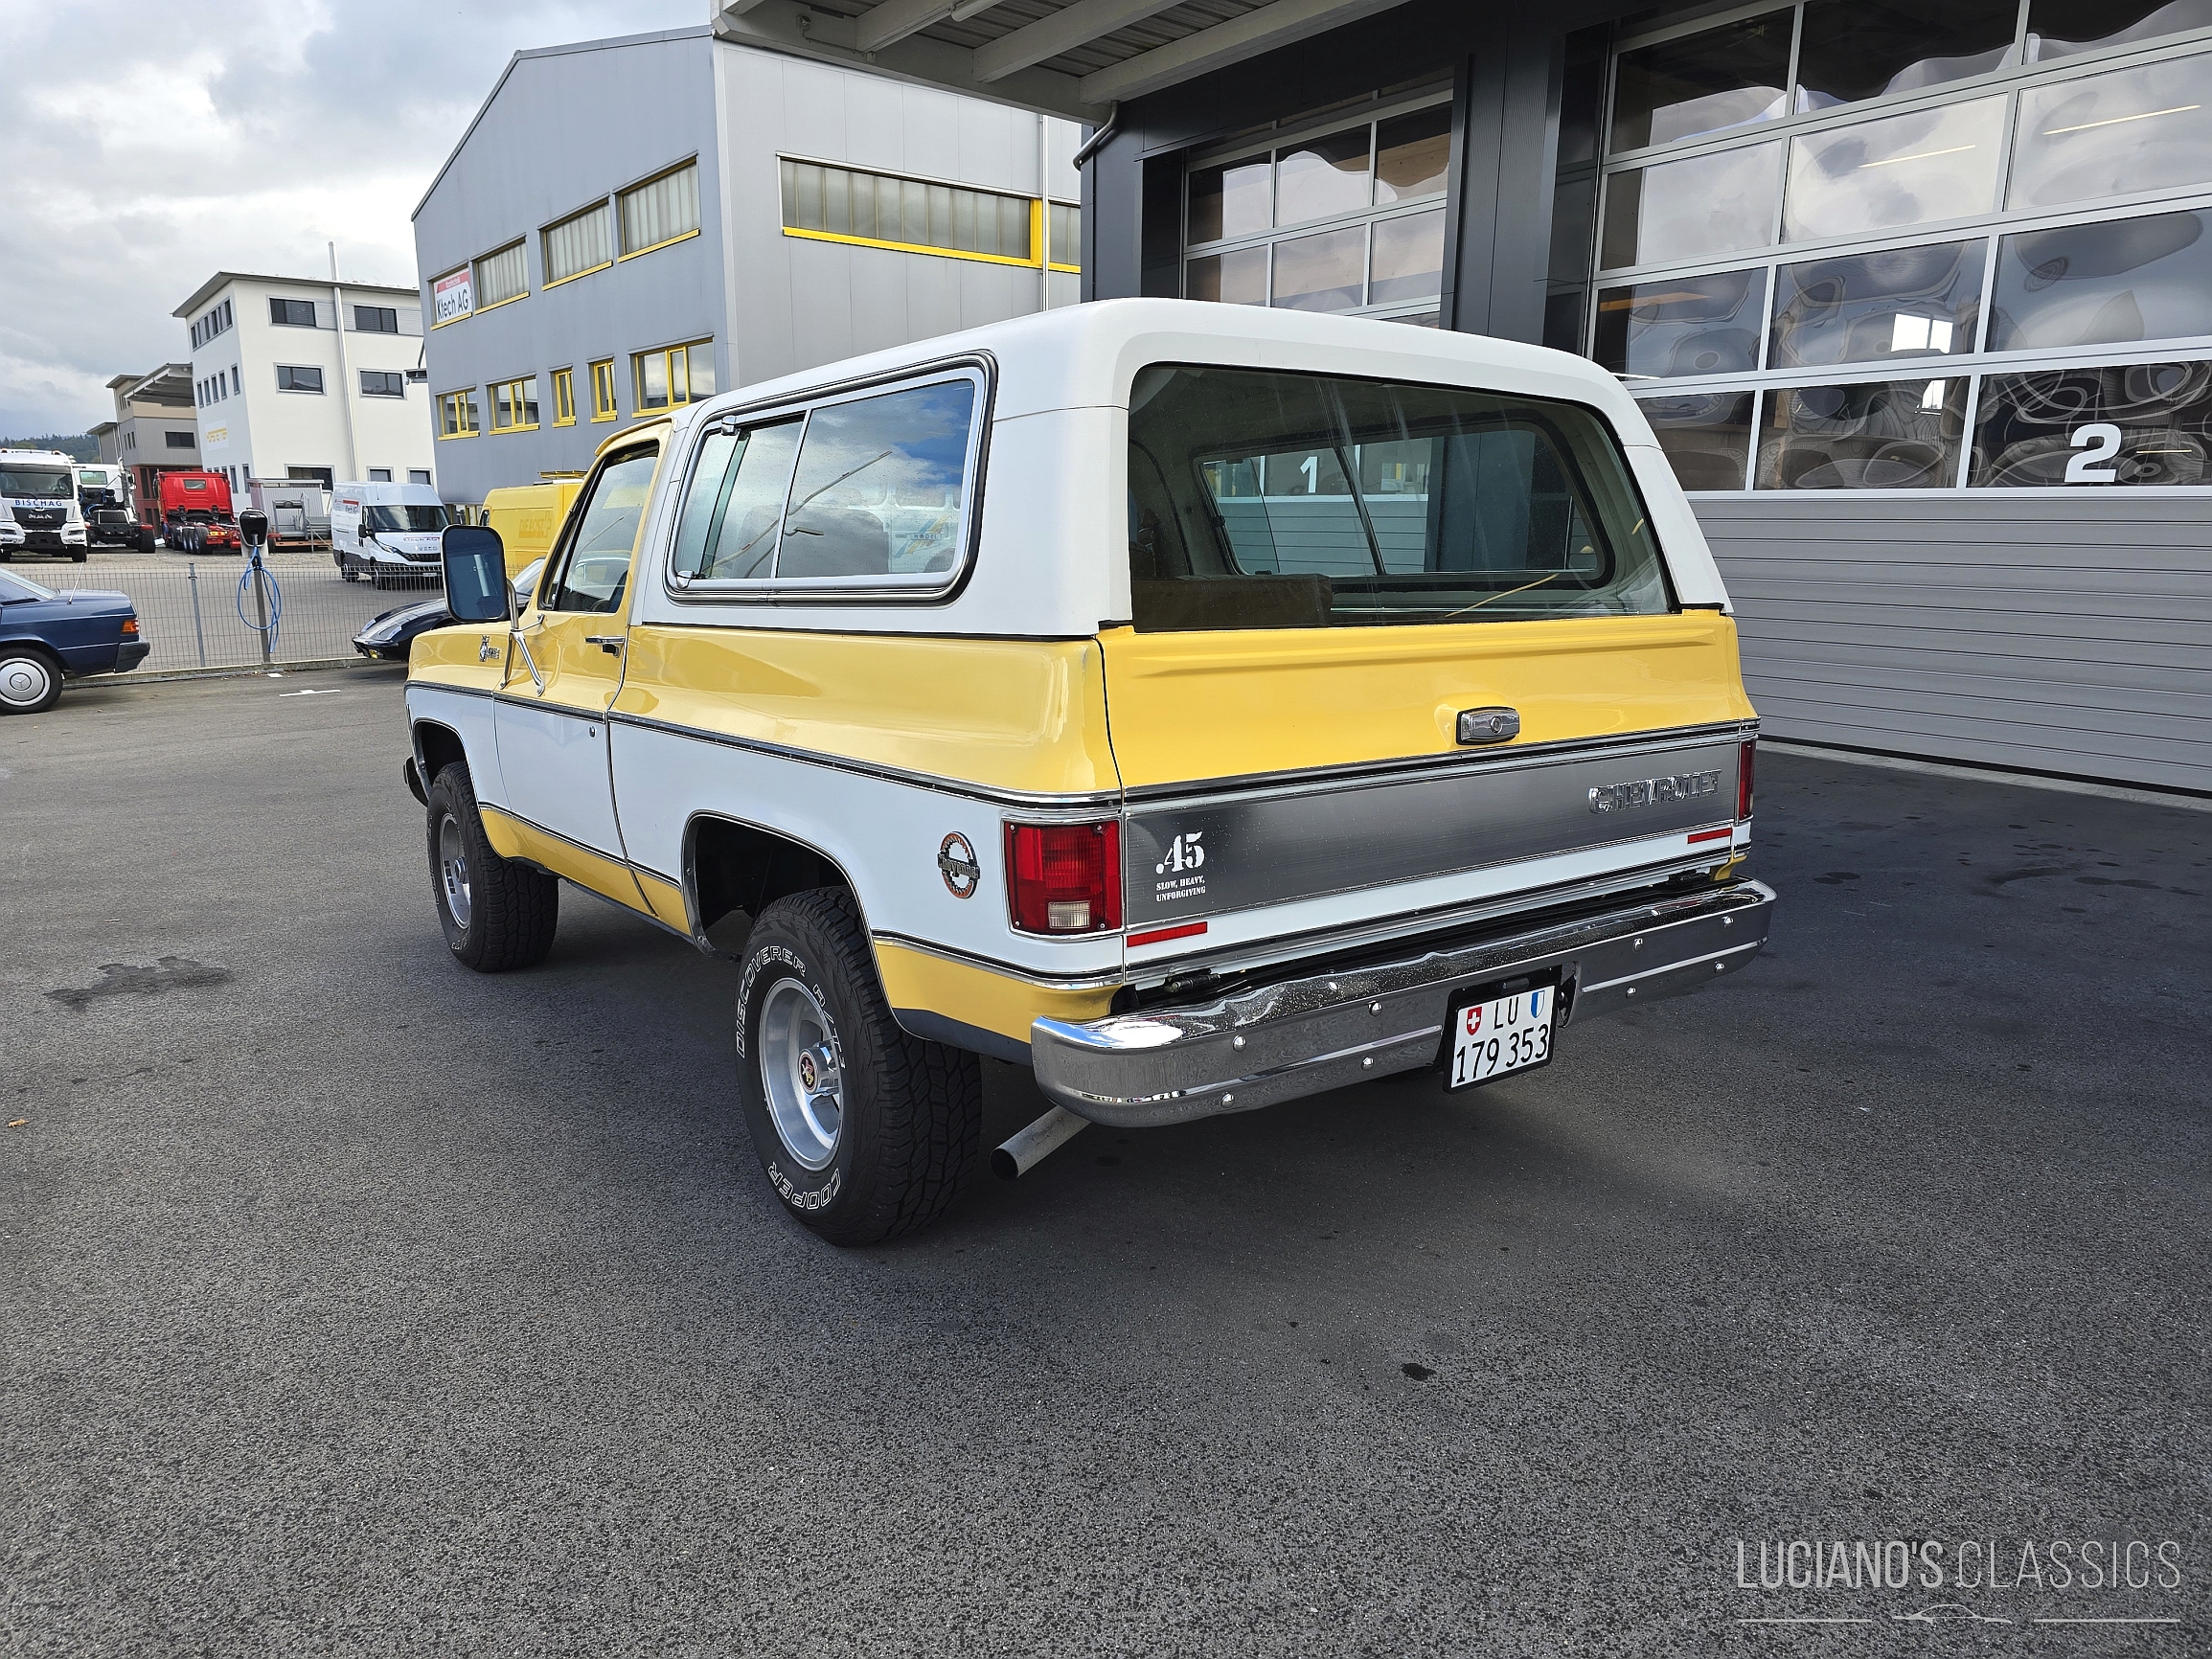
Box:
[238,508,269,557]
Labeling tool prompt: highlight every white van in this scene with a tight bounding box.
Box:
[331,481,451,587]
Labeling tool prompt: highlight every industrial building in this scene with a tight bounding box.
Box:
[713,0,2212,794]
[91,366,200,512]
[168,271,438,495]
[411,25,1084,504]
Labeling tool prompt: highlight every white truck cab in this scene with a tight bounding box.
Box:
[0,449,91,562]
[332,481,451,589]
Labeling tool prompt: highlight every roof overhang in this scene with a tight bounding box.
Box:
[121,364,194,407]
[711,0,1414,123]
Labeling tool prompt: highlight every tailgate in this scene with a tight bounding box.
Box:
[1100,613,1756,953]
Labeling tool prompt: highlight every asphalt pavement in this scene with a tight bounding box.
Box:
[4,668,2206,1656]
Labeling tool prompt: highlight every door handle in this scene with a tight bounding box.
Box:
[584,635,626,656]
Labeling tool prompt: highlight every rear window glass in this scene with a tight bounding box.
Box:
[669,373,979,591]
[1127,366,1672,630]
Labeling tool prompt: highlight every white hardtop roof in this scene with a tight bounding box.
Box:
[684,299,1651,433]
[0,449,80,465]
[335,480,442,498]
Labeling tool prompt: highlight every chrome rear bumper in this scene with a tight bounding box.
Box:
[1031,879,1775,1127]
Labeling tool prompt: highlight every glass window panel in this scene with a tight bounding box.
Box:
[543,203,611,283]
[780,380,976,579]
[1187,248,1268,305]
[1794,0,2018,111]
[1608,11,1791,152]
[2009,55,2212,210]
[520,377,538,426]
[1769,239,1983,368]
[1972,360,2212,485]
[1188,157,1271,242]
[2027,0,2212,63]
[1389,310,1442,328]
[1277,125,1372,225]
[545,450,661,613]
[1990,210,2212,352]
[1601,142,1782,269]
[476,243,527,307]
[1271,226,1366,311]
[637,351,669,411]
[621,163,699,254]
[688,344,716,399]
[1639,392,1755,490]
[674,420,801,580]
[1126,365,1672,630]
[1756,376,1969,488]
[1369,210,1446,305]
[1784,97,2004,242]
[1594,268,1767,379]
[1375,105,1451,201]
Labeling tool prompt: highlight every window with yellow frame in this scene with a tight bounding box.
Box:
[589,358,618,421]
[778,157,1083,272]
[489,375,539,433]
[550,367,577,426]
[438,389,479,438]
[633,341,715,413]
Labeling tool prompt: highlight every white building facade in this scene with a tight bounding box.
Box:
[171,273,439,493]
[412,26,1083,503]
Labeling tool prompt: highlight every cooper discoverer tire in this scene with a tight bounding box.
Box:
[425,762,559,971]
[736,888,981,1245]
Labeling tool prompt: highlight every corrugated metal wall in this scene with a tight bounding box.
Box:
[1697,495,2212,794]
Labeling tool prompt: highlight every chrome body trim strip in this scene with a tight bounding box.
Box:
[1030,880,1775,1127]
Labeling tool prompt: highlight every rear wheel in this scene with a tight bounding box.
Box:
[736,888,981,1244]
[0,648,61,715]
[424,762,559,971]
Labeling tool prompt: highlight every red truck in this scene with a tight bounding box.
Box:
[155,471,239,553]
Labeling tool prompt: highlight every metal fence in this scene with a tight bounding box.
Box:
[27,553,442,672]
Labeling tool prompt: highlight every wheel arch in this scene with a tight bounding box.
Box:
[411,717,468,785]
[0,636,66,673]
[683,810,870,948]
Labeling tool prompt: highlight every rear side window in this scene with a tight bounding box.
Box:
[667,369,982,597]
[1127,366,1672,630]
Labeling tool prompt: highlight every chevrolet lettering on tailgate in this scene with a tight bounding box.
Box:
[397,300,1776,1245]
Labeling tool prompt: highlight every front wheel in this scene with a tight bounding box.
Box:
[736,889,981,1244]
[424,762,559,971]
[0,648,61,714]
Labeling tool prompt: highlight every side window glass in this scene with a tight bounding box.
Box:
[670,420,802,580]
[778,379,974,580]
[544,447,659,613]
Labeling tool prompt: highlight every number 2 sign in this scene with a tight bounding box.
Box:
[2066,421,2122,484]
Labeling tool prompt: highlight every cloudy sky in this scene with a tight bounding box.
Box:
[0,0,697,439]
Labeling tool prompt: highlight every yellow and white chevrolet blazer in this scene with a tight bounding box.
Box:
[402,299,1775,1243]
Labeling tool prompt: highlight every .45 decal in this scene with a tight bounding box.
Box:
[1155,831,1205,875]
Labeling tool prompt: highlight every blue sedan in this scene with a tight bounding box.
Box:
[0,568,148,714]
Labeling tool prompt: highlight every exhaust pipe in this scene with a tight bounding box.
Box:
[992,1105,1089,1180]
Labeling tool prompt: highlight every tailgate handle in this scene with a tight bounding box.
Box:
[1456,707,1521,745]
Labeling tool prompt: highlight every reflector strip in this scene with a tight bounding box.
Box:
[1686,828,1734,845]
[1127,921,1208,949]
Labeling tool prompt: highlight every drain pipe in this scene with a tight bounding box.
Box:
[993,1104,1089,1179]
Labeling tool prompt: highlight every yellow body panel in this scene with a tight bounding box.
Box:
[407,624,507,687]
[874,943,1116,1045]
[612,628,1120,798]
[634,871,687,926]
[481,805,655,915]
[1097,613,1756,788]
[481,480,582,579]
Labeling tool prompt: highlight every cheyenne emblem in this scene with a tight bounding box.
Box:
[1588,768,1722,812]
[937,831,980,898]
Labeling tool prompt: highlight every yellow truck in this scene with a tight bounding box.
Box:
[480,479,582,580]
[402,301,1775,1243]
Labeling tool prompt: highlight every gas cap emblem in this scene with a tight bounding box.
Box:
[1456,707,1521,745]
[937,831,980,898]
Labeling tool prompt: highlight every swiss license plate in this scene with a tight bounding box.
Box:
[1448,985,1557,1090]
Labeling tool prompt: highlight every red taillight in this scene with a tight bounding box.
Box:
[1006,821,1122,934]
[1737,739,1756,822]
